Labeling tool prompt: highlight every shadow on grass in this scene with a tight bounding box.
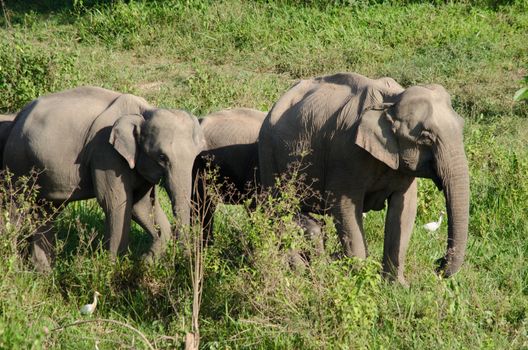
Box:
[1,0,114,26]
[4,0,113,14]
[2,0,519,21]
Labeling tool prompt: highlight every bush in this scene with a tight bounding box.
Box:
[0,170,47,265]
[199,167,383,348]
[0,171,56,349]
[0,35,78,112]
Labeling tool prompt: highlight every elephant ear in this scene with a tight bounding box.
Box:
[191,115,207,151]
[109,114,144,169]
[354,104,399,170]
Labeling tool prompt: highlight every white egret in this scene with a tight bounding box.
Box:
[80,291,101,316]
[423,211,445,232]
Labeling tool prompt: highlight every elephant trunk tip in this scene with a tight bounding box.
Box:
[435,247,465,278]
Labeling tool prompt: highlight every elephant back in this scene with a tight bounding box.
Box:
[200,108,265,150]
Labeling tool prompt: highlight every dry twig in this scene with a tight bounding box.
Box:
[50,318,156,350]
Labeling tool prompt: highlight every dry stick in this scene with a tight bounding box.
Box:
[0,0,10,28]
[186,175,208,350]
[50,318,156,350]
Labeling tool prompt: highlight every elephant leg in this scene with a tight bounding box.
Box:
[382,179,417,286]
[30,222,55,272]
[331,194,367,259]
[30,204,60,273]
[257,124,279,190]
[31,223,54,272]
[131,185,171,260]
[93,170,133,256]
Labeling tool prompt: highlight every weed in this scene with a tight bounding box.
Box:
[0,34,79,112]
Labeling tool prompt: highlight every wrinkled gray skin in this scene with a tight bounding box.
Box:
[259,73,469,284]
[193,108,323,253]
[196,108,265,200]
[3,86,206,271]
[0,113,15,166]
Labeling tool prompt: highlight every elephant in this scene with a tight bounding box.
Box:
[0,113,16,166]
[258,72,470,284]
[192,108,264,241]
[193,108,324,256]
[3,86,206,271]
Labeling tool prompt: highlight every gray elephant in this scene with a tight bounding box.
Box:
[193,108,324,258]
[192,108,265,240]
[0,113,15,166]
[259,72,469,284]
[3,86,206,271]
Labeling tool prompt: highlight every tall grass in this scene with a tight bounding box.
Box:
[1,0,527,348]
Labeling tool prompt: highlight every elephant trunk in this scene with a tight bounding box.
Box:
[165,164,193,238]
[434,143,470,277]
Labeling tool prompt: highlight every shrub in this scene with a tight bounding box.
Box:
[0,170,57,349]
[0,35,78,112]
[0,170,48,266]
[199,165,383,348]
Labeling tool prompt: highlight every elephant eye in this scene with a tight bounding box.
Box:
[158,153,168,163]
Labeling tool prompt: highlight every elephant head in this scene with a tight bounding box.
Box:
[355,84,469,277]
[110,109,206,228]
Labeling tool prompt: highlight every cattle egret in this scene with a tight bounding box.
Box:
[80,291,101,315]
[423,211,445,232]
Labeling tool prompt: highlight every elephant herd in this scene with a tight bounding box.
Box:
[0,72,470,285]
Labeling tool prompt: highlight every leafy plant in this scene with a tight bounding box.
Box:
[513,74,528,102]
[0,35,79,112]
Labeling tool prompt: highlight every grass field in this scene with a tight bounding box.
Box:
[1,0,527,349]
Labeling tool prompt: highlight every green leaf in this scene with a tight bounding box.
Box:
[513,87,528,102]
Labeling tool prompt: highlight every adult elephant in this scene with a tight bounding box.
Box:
[3,86,206,271]
[258,73,469,284]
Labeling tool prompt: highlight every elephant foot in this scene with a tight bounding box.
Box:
[286,249,308,273]
[381,270,409,287]
[145,238,169,261]
[142,246,166,265]
[31,247,52,273]
[31,256,52,273]
[394,276,409,288]
[142,252,155,265]
[395,278,409,288]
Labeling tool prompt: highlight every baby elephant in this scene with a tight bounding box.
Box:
[3,86,206,271]
[192,108,324,257]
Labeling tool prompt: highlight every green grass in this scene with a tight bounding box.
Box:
[1,0,527,348]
